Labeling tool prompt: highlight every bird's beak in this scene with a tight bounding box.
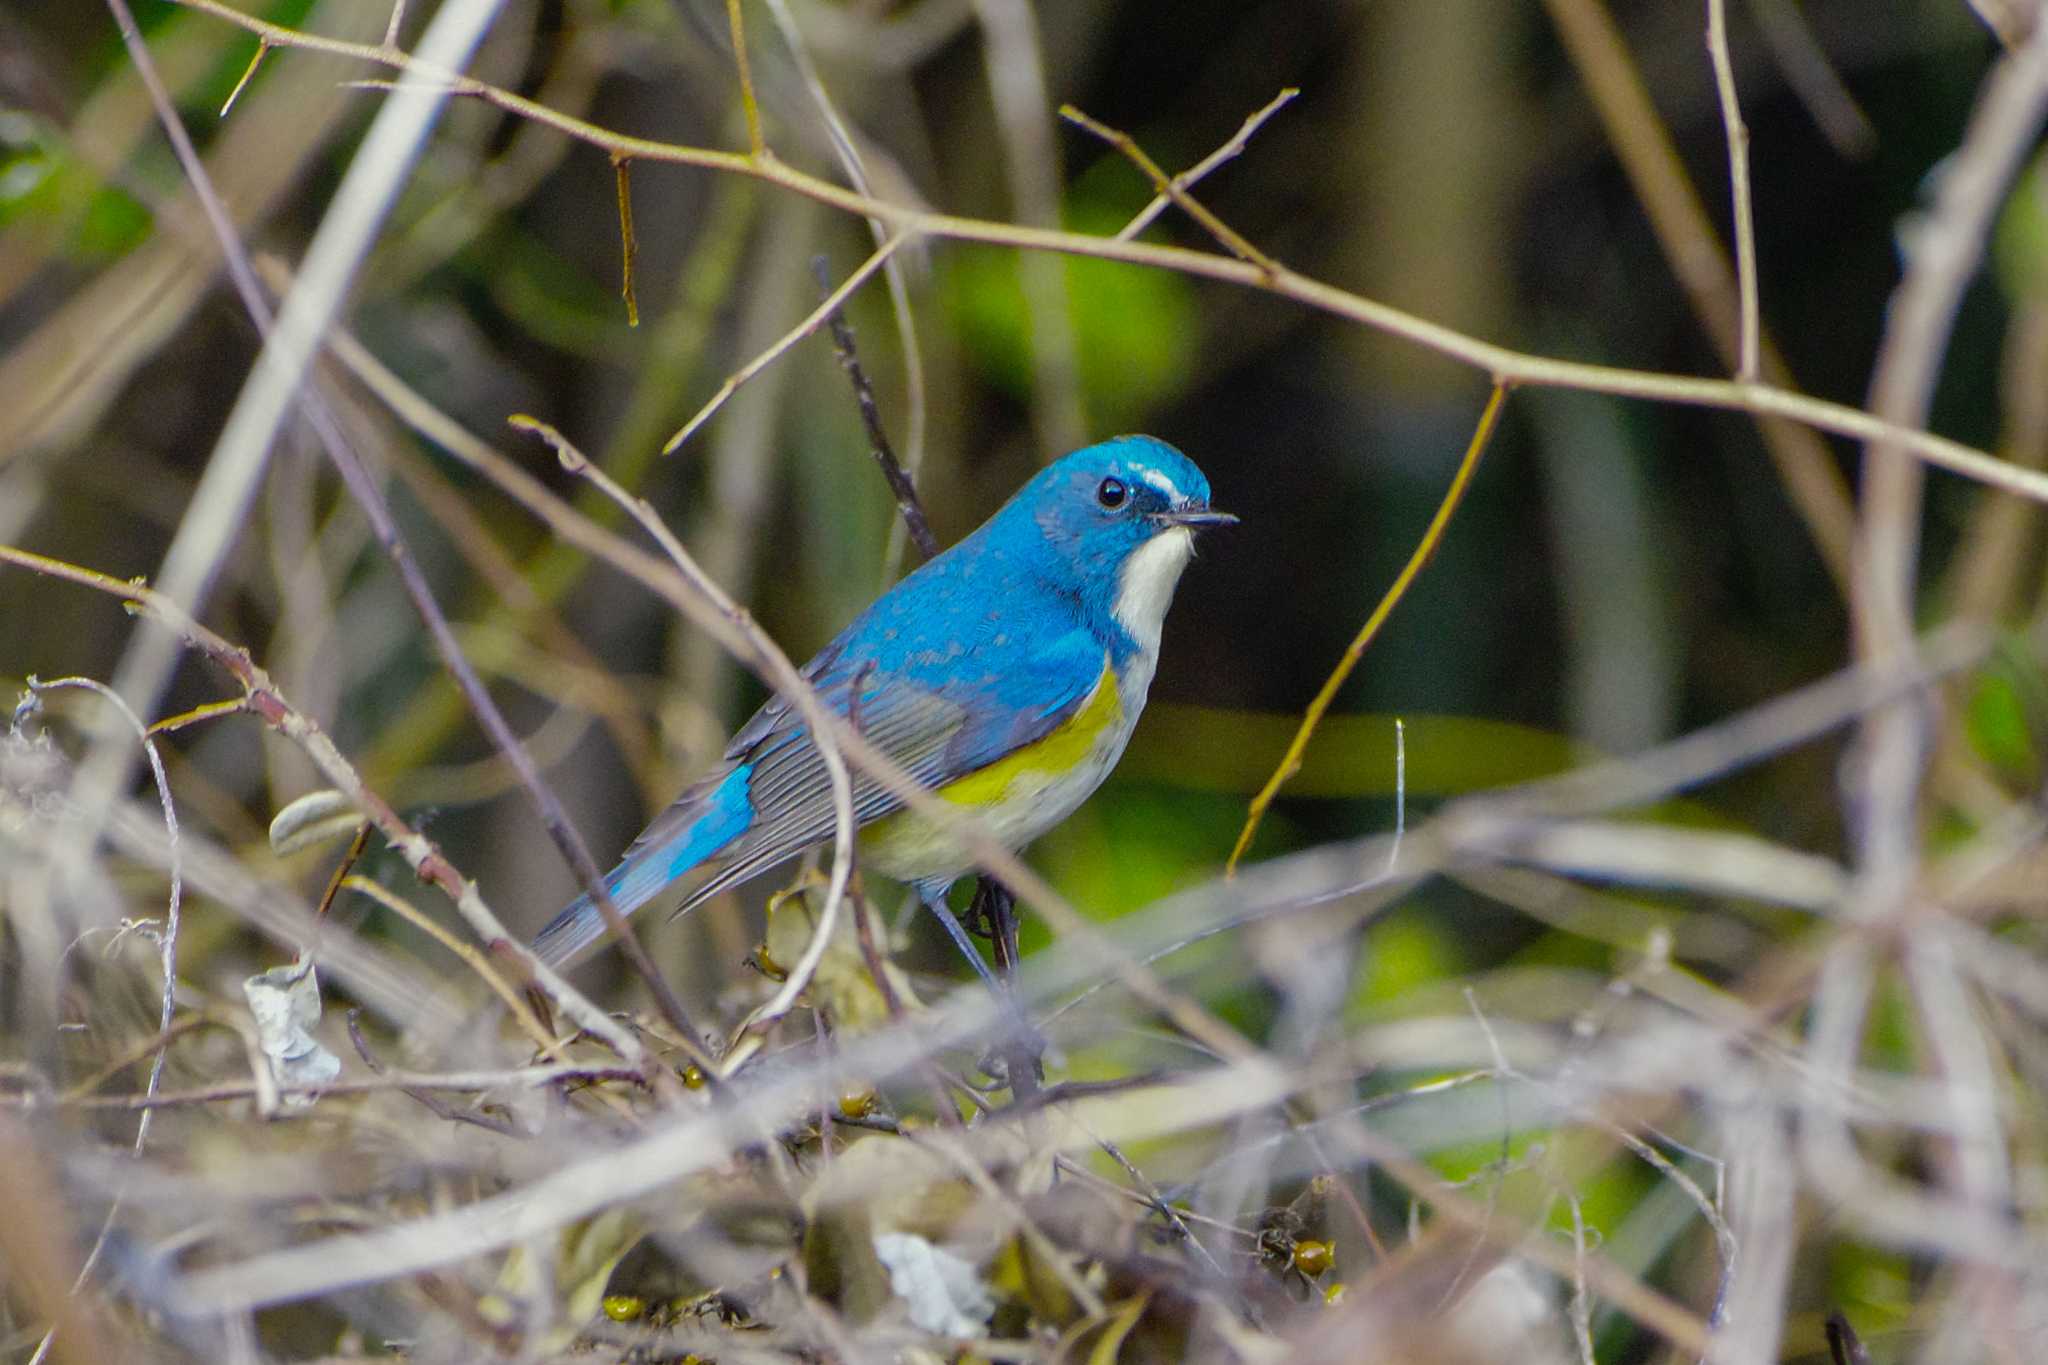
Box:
[1157,503,1238,528]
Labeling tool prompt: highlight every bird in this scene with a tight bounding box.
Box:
[532,434,1234,975]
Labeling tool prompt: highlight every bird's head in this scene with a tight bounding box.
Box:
[1001,435,1234,654]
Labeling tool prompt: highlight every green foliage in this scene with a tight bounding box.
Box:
[1994,158,2048,301]
[1346,903,1465,1018]
[0,118,153,262]
[1965,667,2039,785]
[942,182,1200,429]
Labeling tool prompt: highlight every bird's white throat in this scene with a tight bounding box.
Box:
[1113,525,1194,658]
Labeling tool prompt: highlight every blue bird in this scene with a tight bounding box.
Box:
[533,435,1233,973]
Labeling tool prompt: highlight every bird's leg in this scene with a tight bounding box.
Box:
[966,876,1045,1100]
[917,883,1001,991]
[968,876,1025,981]
[916,882,1045,1099]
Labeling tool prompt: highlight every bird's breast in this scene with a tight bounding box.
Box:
[859,655,1147,882]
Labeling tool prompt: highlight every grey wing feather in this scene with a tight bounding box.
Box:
[667,678,969,915]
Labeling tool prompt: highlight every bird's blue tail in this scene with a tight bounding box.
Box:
[531,762,755,966]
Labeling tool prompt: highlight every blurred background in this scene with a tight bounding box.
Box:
[1,0,2042,1359]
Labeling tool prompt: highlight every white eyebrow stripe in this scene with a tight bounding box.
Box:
[1138,468,1183,502]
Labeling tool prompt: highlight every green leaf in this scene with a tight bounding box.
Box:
[941,202,1198,428]
[1965,669,2039,784]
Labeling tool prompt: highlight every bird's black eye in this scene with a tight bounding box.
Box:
[1097,477,1128,509]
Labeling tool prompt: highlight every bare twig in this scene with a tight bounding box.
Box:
[25,677,183,1141]
[82,0,509,895]
[812,254,940,560]
[17,674,184,1346]
[1388,717,1406,874]
[7,1061,647,1111]
[1541,0,1857,593]
[663,232,910,453]
[758,0,932,576]
[612,154,638,326]
[98,0,707,1071]
[509,416,857,1060]
[724,0,764,157]
[151,0,2048,513]
[346,1013,522,1135]
[1806,27,2048,1276]
[1705,0,1760,381]
[1116,87,1299,241]
[218,38,268,117]
[1063,104,1281,274]
[0,544,647,1070]
[340,877,559,1057]
[1230,383,1509,872]
[1743,0,1875,157]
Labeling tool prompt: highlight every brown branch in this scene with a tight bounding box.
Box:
[664,232,909,453]
[0,543,644,1071]
[812,254,940,561]
[1706,0,1760,381]
[1229,384,1510,872]
[1541,0,1857,593]
[612,154,638,327]
[157,0,2048,513]
[106,0,703,1067]
[1061,103,1280,275]
[1115,87,1299,241]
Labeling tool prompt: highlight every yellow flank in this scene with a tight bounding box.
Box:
[934,659,1121,807]
[859,657,1123,882]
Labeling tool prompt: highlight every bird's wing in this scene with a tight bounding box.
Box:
[671,619,1109,910]
[533,571,1104,967]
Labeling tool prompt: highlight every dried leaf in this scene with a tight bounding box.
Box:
[242,951,340,1108]
[873,1232,993,1338]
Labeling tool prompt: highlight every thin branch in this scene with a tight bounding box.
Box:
[1229,383,1510,872]
[25,677,183,1142]
[663,232,910,453]
[1115,87,1299,242]
[757,0,931,577]
[1806,35,2048,1282]
[340,876,559,1057]
[1706,0,1761,381]
[812,254,940,560]
[508,416,856,1061]
[19,674,184,1312]
[1062,103,1280,275]
[612,154,638,327]
[346,1013,522,1135]
[724,0,764,158]
[0,543,647,1070]
[218,38,268,117]
[104,0,702,1065]
[9,1061,647,1112]
[1541,0,1856,593]
[160,0,2048,514]
[1743,0,1875,158]
[80,0,509,918]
